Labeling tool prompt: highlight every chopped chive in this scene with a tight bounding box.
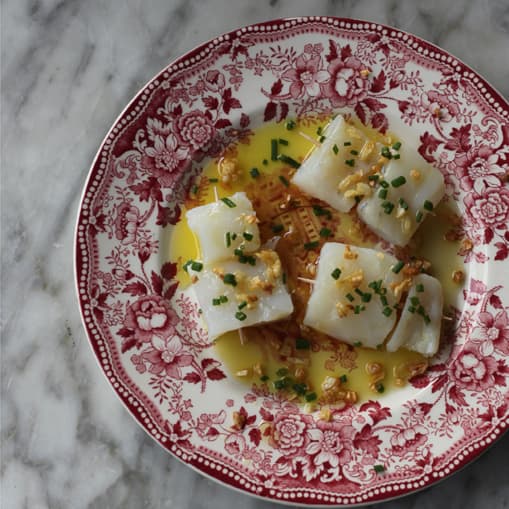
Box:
[416,210,423,223]
[382,201,394,214]
[380,295,388,306]
[304,241,319,250]
[361,292,372,303]
[276,368,289,377]
[380,180,389,188]
[249,167,260,178]
[423,200,434,211]
[235,311,247,321]
[355,288,364,297]
[225,232,232,247]
[375,383,385,393]
[183,260,193,272]
[279,138,289,146]
[296,337,311,350]
[378,188,388,199]
[393,153,401,159]
[333,144,339,155]
[238,254,256,265]
[191,261,203,272]
[243,232,253,241]
[305,392,317,402]
[354,305,365,314]
[368,280,381,291]
[319,135,326,143]
[312,205,332,218]
[368,174,380,182]
[391,176,407,188]
[285,120,296,130]
[279,175,290,187]
[232,233,237,240]
[292,383,307,395]
[340,374,348,383]
[223,273,237,286]
[219,295,228,303]
[374,464,385,473]
[260,375,270,382]
[392,141,401,150]
[382,306,392,317]
[262,159,268,165]
[238,301,247,310]
[410,296,420,306]
[192,184,199,194]
[271,139,278,161]
[398,198,409,210]
[274,378,289,390]
[350,150,359,155]
[423,314,431,325]
[353,341,362,347]
[233,247,243,256]
[320,227,332,238]
[345,159,355,167]
[416,283,425,292]
[316,126,323,135]
[346,293,355,302]
[417,305,426,315]
[212,298,221,306]
[343,141,352,146]
[381,146,392,159]
[271,224,284,234]
[277,154,301,169]
[221,197,236,208]
[331,268,342,280]
[392,261,405,274]
[282,272,287,284]
[209,177,219,183]
[408,306,416,313]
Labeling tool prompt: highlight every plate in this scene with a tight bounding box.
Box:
[75,17,509,506]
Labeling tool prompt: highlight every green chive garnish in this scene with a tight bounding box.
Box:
[374,464,385,473]
[292,383,307,395]
[295,337,311,350]
[378,189,388,199]
[219,295,228,303]
[238,301,247,310]
[260,375,270,382]
[276,367,289,377]
[191,261,203,272]
[279,138,289,146]
[271,139,278,161]
[305,392,317,402]
[320,227,332,238]
[408,306,416,313]
[361,292,372,303]
[312,205,332,219]
[381,147,392,159]
[392,141,401,150]
[212,298,221,306]
[221,197,236,208]
[380,295,388,306]
[350,149,359,155]
[353,341,362,347]
[235,311,247,321]
[333,144,339,155]
[393,153,401,159]
[410,296,420,306]
[423,200,434,211]
[345,159,355,167]
[274,378,289,390]
[249,167,260,178]
[398,198,409,210]
[319,135,326,143]
[416,283,424,292]
[209,177,218,183]
[331,268,341,280]
[304,241,319,250]
[391,176,406,188]
[285,120,296,130]
[243,232,253,241]
[223,273,237,286]
[392,261,405,274]
[340,374,348,383]
[382,201,394,214]
[382,306,392,316]
[271,224,284,234]
[368,174,380,182]
[343,141,351,146]
[416,210,423,223]
[375,383,385,394]
[262,159,268,165]
[279,175,290,187]
[316,126,323,135]
[277,154,301,169]
[225,232,231,247]
[380,180,389,188]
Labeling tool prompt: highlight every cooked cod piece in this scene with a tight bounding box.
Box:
[186,192,260,264]
[303,242,406,349]
[188,250,293,339]
[386,274,443,356]
[292,115,381,212]
[357,149,445,246]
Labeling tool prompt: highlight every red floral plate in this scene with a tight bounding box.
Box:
[75,17,509,506]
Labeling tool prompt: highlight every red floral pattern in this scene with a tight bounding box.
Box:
[75,17,509,506]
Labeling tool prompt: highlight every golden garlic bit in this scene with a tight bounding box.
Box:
[231,410,247,430]
[393,360,428,387]
[218,157,240,185]
[365,362,386,393]
[319,375,357,406]
[452,270,465,284]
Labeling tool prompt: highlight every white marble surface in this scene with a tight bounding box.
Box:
[2,0,509,508]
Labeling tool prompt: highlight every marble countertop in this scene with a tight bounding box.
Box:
[2,0,509,508]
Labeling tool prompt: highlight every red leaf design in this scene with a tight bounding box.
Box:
[358,401,392,424]
[494,242,508,261]
[130,177,162,202]
[444,124,471,152]
[207,368,227,381]
[490,294,503,309]
[121,337,138,353]
[240,113,250,128]
[270,79,283,96]
[222,88,241,114]
[201,358,219,370]
[264,101,277,122]
[326,39,338,63]
[363,98,386,112]
[354,102,367,125]
[202,95,219,109]
[118,327,134,338]
[353,424,382,457]
[164,282,178,301]
[161,262,177,280]
[410,374,430,388]
[278,102,289,122]
[151,271,163,295]
[445,403,457,415]
[398,100,410,113]
[123,281,148,296]
[494,373,507,386]
[156,203,181,227]
[172,104,182,117]
[340,44,352,61]
[371,112,388,133]
[418,402,433,415]
[484,227,494,244]
[370,70,386,93]
[249,428,262,446]
[418,132,441,163]
[260,407,274,421]
[448,385,467,406]
[184,372,201,384]
[431,373,448,393]
[470,278,487,295]
[215,118,232,129]
[206,427,220,439]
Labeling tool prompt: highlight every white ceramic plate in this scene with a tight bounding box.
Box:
[75,17,509,506]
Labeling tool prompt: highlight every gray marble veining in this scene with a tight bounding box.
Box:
[2,0,509,508]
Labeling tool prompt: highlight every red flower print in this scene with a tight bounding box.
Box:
[451,346,499,392]
[196,410,226,441]
[281,54,329,98]
[305,420,355,467]
[140,133,189,186]
[465,187,509,230]
[124,295,178,343]
[272,412,310,456]
[141,335,193,378]
[175,110,216,150]
[114,202,140,244]
[390,424,428,456]
[321,57,368,108]
[224,434,246,456]
[421,90,460,122]
[475,311,509,355]
[205,69,226,91]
